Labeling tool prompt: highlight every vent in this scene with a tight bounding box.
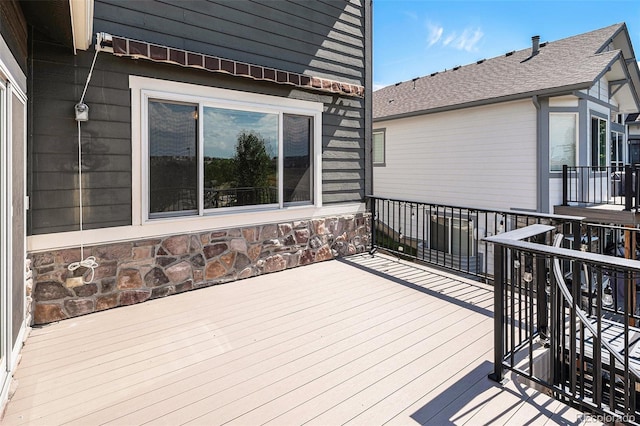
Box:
[532,35,540,55]
[453,65,461,70]
[476,59,485,64]
[505,51,515,57]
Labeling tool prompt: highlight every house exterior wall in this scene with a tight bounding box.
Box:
[373,99,537,211]
[27,0,372,324]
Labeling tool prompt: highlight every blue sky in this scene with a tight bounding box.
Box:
[373,0,640,90]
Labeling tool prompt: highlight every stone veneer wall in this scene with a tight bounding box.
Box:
[29,213,370,324]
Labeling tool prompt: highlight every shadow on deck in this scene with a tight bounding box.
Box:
[2,253,588,425]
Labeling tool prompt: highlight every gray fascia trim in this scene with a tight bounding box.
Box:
[595,24,625,54]
[590,109,608,120]
[578,98,588,167]
[572,90,620,112]
[592,52,622,83]
[598,53,640,110]
[611,121,625,133]
[373,84,591,122]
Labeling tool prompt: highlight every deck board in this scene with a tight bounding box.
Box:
[2,253,590,425]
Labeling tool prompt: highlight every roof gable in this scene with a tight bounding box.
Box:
[374,23,638,120]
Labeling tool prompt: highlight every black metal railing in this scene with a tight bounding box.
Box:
[486,225,640,424]
[562,165,640,211]
[204,186,278,208]
[368,195,583,281]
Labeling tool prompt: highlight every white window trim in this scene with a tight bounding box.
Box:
[590,115,608,168]
[132,76,323,226]
[373,129,385,166]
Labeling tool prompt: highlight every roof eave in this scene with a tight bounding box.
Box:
[373,83,591,122]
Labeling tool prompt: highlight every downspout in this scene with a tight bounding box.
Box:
[532,95,543,212]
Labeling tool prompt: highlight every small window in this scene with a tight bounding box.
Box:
[373,129,385,166]
[429,216,474,256]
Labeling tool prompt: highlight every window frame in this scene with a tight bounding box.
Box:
[610,129,625,168]
[132,77,323,225]
[428,215,476,257]
[373,128,386,166]
[590,115,608,169]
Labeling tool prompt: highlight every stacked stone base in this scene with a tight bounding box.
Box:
[30,213,370,324]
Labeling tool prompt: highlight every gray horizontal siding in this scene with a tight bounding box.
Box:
[28,0,367,235]
[94,0,364,84]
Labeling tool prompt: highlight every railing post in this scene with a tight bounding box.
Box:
[625,164,633,211]
[489,244,506,383]
[369,196,377,254]
[535,234,548,342]
[562,165,568,206]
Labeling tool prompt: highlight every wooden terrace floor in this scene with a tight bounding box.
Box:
[2,253,588,425]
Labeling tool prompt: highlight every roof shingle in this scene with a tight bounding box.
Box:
[374,23,625,120]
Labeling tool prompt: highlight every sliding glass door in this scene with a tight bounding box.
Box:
[0,80,7,396]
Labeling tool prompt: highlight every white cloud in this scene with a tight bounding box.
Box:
[403,10,418,21]
[429,26,484,52]
[442,32,456,47]
[454,27,484,52]
[426,22,443,47]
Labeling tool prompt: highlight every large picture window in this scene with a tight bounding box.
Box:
[549,113,577,172]
[203,107,279,210]
[141,83,321,220]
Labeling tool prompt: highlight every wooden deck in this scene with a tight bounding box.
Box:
[2,253,588,425]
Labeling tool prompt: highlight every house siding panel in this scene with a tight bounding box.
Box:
[94,0,363,83]
[373,100,537,211]
[0,0,26,73]
[28,0,367,235]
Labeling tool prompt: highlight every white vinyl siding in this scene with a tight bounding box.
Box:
[588,77,609,101]
[373,100,537,211]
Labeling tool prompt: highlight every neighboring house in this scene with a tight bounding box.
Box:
[373,23,640,223]
[1,0,371,412]
[628,112,640,163]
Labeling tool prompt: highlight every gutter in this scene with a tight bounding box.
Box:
[373,83,591,122]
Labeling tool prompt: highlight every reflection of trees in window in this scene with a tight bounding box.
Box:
[233,130,277,205]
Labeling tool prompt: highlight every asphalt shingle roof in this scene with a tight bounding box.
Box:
[374,23,625,120]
